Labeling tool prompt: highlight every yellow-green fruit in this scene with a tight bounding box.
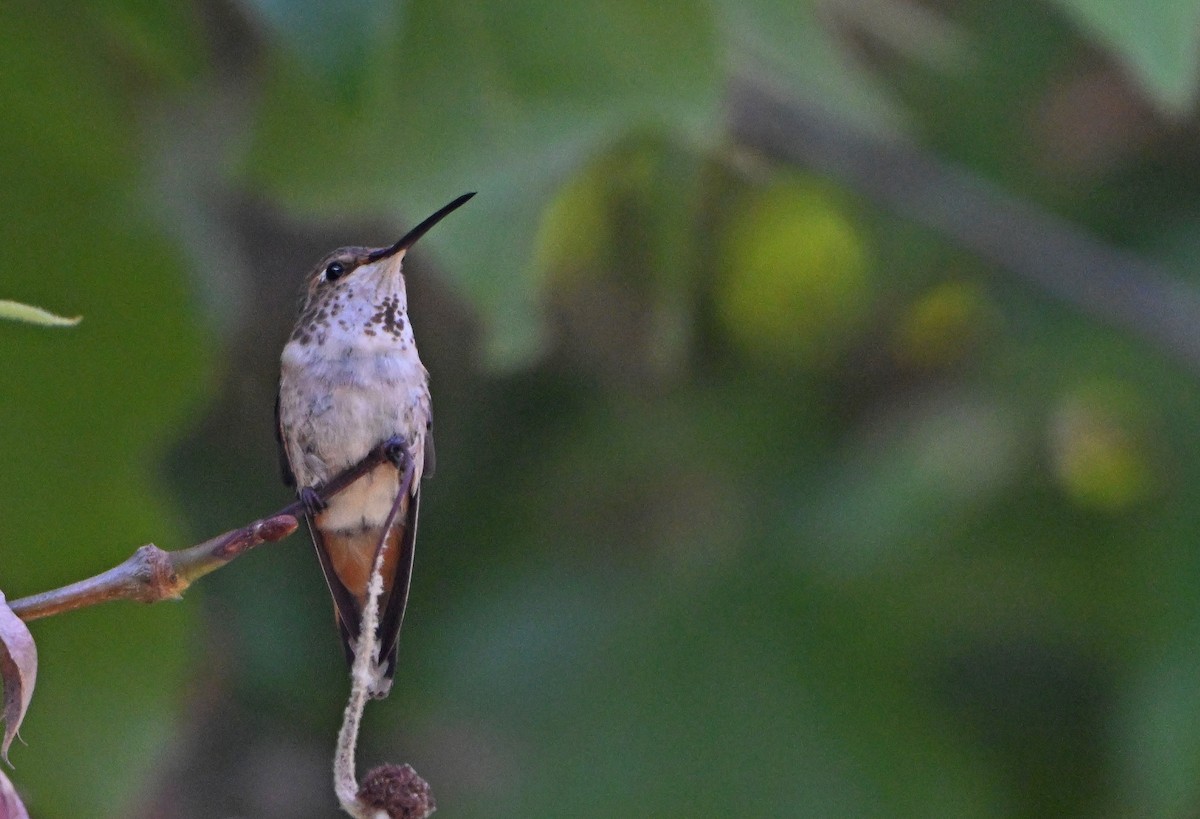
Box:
[894,280,991,369]
[1049,383,1159,511]
[533,163,612,288]
[718,181,870,365]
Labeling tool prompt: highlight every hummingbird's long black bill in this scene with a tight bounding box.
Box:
[367,192,477,262]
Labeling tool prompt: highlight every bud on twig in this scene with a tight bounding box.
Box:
[358,764,435,819]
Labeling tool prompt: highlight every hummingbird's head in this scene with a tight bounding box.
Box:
[290,193,475,346]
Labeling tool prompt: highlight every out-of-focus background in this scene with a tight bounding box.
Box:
[5,0,1200,816]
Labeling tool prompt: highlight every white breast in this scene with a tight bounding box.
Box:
[278,281,431,496]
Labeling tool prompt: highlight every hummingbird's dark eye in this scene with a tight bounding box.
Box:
[324,261,346,282]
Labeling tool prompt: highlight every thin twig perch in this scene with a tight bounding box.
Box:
[7,444,391,623]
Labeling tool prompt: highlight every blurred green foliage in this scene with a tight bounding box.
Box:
[5,0,1200,817]
[0,3,210,815]
[1050,0,1200,111]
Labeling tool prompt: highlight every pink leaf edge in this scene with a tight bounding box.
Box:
[0,594,36,766]
[0,767,29,819]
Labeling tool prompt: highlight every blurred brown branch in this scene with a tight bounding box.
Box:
[7,444,392,623]
[729,79,1200,377]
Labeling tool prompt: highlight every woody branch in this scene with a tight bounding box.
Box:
[6,445,392,623]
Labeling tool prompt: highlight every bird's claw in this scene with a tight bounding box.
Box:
[382,435,411,470]
[299,486,328,517]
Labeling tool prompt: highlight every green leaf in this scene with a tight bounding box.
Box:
[715,0,906,132]
[0,301,81,328]
[244,0,719,367]
[235,0,397,97]
[1050,0,1200,113]
[89,0,208,87]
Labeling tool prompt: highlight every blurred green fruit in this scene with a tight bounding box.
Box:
[717,180,870,365]
[1050,382,1160,510]
[534,164,613,286]
[894,279,991,369]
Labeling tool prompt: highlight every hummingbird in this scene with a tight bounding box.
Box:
[276,192,474,698]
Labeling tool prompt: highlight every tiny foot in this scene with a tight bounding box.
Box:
[299,486,327,517]
[382,435,410,469]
